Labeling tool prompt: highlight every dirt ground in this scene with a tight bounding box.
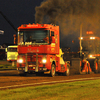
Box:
[0,60,100,89]
[0,70,100,89]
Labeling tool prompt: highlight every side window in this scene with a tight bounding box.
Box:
[19,33,23,43]
[51,31,54,36]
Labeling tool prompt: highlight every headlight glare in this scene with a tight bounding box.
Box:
[89,55,93,58]
[89,55,96,59]
[42,58,47,63]
[17,58,23,63]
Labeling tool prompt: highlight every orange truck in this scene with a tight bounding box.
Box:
[16,23,70,76]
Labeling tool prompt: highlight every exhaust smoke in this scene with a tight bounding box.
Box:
[35,0,100,51]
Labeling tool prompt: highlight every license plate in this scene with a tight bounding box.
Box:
[43,68,47,70]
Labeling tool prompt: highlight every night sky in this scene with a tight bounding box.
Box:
[0,0,43,45]
[0,0,100,52]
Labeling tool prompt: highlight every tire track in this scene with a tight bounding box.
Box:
[0,77,100,90]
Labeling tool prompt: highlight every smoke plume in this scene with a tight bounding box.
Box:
[35,0,100,50]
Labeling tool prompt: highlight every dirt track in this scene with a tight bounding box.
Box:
[0,70,100,89]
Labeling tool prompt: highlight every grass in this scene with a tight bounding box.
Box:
[0,64,16,70]
[0,60,16,70]
[0,79,100,100]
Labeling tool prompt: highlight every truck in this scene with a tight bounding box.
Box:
[16,23,70,76]
[6,45,18,62]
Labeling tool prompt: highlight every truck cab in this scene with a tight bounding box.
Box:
[6,45,18,62]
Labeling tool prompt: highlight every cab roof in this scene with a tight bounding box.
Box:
[18,23,59,31]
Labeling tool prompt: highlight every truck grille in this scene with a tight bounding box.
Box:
[26,53,43,66]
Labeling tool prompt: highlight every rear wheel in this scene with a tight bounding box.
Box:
[93,59,98,73]
[50,64,55,77]
[64,64,70,76]
[98,59,100,73]
[89,59,98,73]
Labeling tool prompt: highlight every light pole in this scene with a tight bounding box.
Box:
[80,24,82,56]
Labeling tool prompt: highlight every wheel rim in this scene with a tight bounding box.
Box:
[52,66,55,76]
[67,68,69,74]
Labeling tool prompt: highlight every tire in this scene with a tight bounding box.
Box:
[89,59,98,74]
[93,59,98,73]
[64,64,70,76]
[50,64,56,77]
[98,59,100,73]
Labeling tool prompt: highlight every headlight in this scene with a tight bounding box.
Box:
[42,58,47,64]
[80,37,83,40]
[89,55,96,58]
[17,58,23,63]
[90,37,95,40]
[89,55,93,58]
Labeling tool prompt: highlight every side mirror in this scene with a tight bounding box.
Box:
[5,48,7,52]
[51,36,55,43]
[50,31,55,43]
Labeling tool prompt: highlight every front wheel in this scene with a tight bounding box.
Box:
[50,64,56,77]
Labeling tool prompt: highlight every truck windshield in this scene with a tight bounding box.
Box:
[19,30,50,44]
[7,48,17,52]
